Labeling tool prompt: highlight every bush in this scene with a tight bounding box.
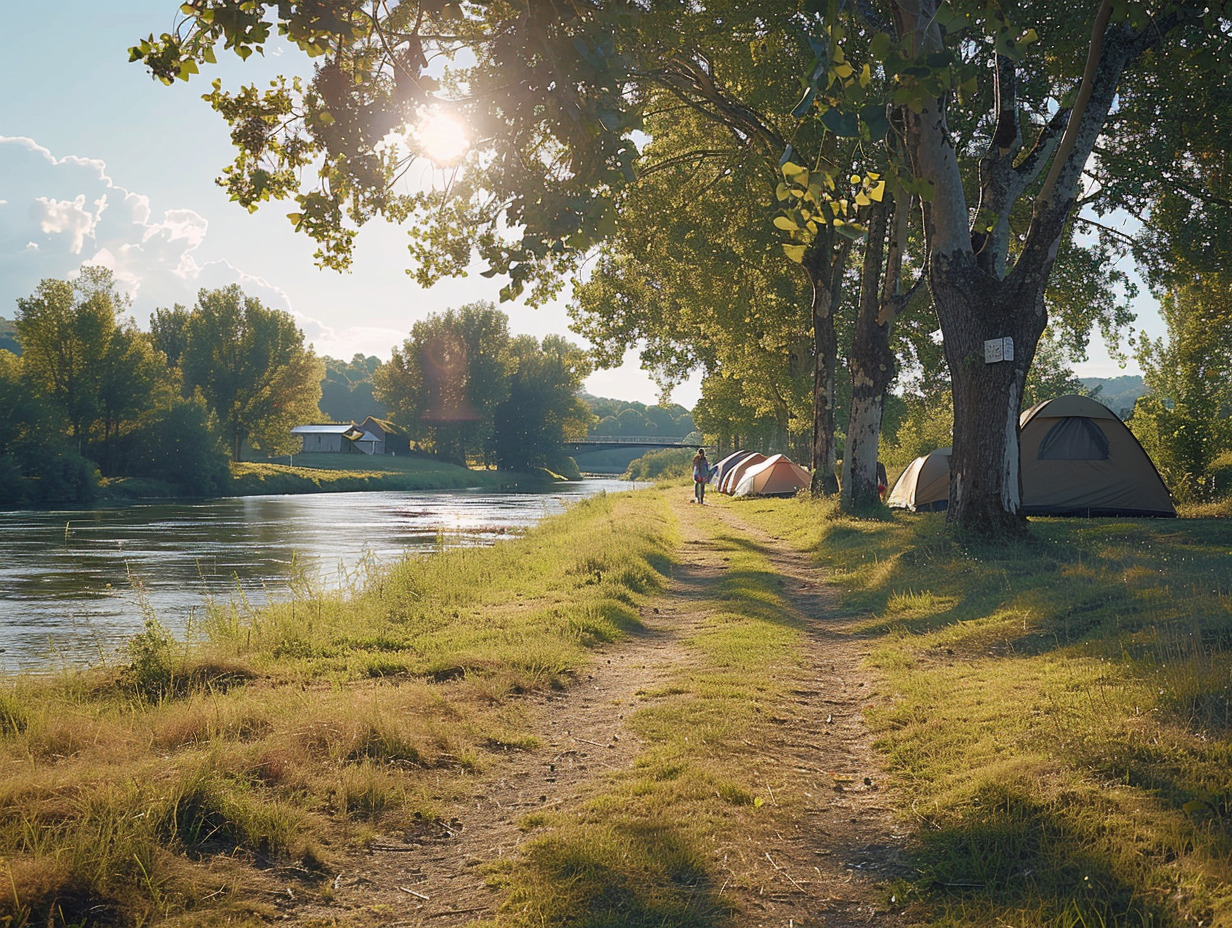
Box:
[626,447,694,481]
[114,397,230,497]
[1205,451,1232,501]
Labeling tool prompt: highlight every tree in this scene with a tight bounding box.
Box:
[0,351,100,507]
[15,267,127,448]
[150,304,191,369]
[827,1,1229,534]
[180,285,324,461]
[320,354,384,423]
[95,324,171,475]
[135,1,1232,532]
[1130,272,1232,502]
[492,334,593,471]
[374,302,512,464]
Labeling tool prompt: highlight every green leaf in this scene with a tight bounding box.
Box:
[782,243,806,263]
[820,107,859,138]
[773,215,799,231]
[861,104,890,141]
[869,32,893,62]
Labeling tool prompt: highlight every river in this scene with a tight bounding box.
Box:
[0,479,637,673]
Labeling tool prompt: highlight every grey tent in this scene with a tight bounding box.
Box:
[713,450,756,489]
[1018,395,1175,517]
[887,395,1176,517]
[886,447,951,512]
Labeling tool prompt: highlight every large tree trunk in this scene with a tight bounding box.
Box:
[804,233,850,495]
[890,0,1153,536]
[931,255,1047,535]
[842,194,903,512]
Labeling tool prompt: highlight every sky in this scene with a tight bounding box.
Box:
[0,3,1153,414]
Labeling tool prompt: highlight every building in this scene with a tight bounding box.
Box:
[290,418,410,456]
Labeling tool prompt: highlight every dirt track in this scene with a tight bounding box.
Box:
[289,494,910,926]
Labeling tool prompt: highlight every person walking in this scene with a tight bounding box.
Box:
[692,447,709,504]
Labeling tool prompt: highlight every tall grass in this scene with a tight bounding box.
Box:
[736,497,1232,928]
[0,489,675,927]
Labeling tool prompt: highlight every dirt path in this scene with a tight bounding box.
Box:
[296,495,909,926]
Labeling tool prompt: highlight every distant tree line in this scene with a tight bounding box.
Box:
[2,268,321,506]
[320,354,385,424]
[585,396,695,440]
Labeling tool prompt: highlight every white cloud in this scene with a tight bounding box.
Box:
[33,193,105,254]
[1,135,221,318]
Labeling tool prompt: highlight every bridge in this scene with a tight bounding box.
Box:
[564,436,698,453]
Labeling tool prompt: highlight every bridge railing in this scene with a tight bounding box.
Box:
[569,436,696,447]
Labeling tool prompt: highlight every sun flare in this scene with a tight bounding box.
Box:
[413,108,469,165]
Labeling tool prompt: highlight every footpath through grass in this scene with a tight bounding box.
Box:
[736,496,1232,928]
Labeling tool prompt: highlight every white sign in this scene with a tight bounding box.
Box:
[984,337,1014,364]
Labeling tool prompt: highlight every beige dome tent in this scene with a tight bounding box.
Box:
[719,452,766,494]
[1018,395,1175,517]
[733,454,811,497]
[887,395,1176,517]
[887,447,952,511]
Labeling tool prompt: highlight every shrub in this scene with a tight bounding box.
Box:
[626,447,694,480]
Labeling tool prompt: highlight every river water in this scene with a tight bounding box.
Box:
[0,479,637,673]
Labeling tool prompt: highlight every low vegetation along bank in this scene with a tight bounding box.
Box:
[101,452,578,501]
[2,487,1230,927]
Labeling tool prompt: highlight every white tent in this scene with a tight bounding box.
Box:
[733,454,811,497]
[713,450,756,488]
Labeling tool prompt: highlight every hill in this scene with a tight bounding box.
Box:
[1081,374,1145,417]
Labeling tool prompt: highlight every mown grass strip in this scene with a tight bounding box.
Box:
[734,496,1232,928]
[475,498,814,927]
[0,489,675,928]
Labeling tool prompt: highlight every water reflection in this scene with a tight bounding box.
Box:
[0,480,636,672]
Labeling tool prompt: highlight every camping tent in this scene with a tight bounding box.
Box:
[720,452,767,494]
[733,454,811,497]
[713,450,756,489]
[886,448,951,512]
[1018,395,1175,517]
[887,395,1176,517]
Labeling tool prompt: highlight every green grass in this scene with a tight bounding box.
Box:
[0,488,675,928]
[735,496,1232,928]
[475,503,813,927]
[6,486,1232,928]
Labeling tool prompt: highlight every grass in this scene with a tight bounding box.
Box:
[5,480,1232,928]
[475,502,812,927]
[734,495,1232,928]
[0,488,675,928]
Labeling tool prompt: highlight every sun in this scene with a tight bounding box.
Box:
[413,108,469,165]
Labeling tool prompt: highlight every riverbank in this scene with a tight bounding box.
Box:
[2,488,1230,927]
[100,452,586,502]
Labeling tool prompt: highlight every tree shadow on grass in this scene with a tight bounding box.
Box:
[906,783,1173,927]
[501,820,732,927]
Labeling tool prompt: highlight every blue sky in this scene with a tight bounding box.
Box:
[0,2,1148,411]
[0,1,690,404]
